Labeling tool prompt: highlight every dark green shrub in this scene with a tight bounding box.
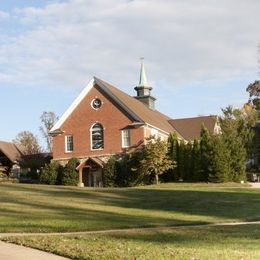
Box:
[40,161,62,185]
[61,158,80,186]
[122,152,145,186]
[103,156,118,187]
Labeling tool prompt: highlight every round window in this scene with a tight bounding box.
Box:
[92,98,102,109]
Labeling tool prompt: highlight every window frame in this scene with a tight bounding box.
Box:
[90,123,104,150]
[122,129,131,148]
[65,135,73,153]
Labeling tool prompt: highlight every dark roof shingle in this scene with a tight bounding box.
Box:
[168,115,217,141]
[95,77,176,134]
[0,141,25,163]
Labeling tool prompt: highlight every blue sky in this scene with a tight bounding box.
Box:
[0,0,259,149]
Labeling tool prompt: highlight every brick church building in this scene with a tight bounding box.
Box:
[50,61,219,187]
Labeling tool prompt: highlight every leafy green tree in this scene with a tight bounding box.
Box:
[61,158,80,186]
[139,136,174,184]
[246,81,260,168]
[247,80,260,113]
[40,111,58,152]
[13,131,42,154]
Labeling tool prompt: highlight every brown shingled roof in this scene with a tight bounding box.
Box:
[0,141,25,163]
[168,116,218,141]
[94,77,177,135]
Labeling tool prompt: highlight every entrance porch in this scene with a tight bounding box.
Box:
[76,157,104,187]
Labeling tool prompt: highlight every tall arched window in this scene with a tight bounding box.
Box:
[91,123,104,150]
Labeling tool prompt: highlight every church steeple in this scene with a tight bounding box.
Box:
[134,58,156,110]
[139,58,149,87]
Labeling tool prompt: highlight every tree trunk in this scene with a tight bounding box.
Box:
[155,174,159,184]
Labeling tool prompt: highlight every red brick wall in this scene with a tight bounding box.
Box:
[52,84,144,160]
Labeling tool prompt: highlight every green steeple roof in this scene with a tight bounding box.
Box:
[138,58,149,87]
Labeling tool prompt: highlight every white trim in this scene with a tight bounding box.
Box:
[122,129,131,148]
[65,135,73,153]
[91,97,102,110]
[145,123,169,136]
[50,78,95,132]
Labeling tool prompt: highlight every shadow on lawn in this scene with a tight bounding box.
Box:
[0,199,203,233]
[0,183,260,233]
[103,224,260,246]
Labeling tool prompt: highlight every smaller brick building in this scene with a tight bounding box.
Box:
[50,61,219,187]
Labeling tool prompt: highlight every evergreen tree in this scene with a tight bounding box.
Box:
[168,132,179,161]
[220,107,247,181]
[192,139,201,181]
[209,135,231,183]
[177,139,185,181]
[184,141,193,181]
[103,156,118,187]
[200,125,214,181]
[40,161,62,185]
[168,132,179,181]
[61,158,80,186]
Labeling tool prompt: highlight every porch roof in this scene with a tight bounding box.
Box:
[76,157,105,170]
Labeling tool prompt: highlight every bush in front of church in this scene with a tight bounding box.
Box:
[61,157,80,186]
[103,156,119,187]
[40,161,63,185]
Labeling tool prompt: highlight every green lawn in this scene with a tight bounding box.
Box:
[3,224,260,259]
[1,183,260,259]
[0,182,259,233]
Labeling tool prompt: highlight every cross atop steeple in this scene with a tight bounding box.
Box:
[134,58,156,110]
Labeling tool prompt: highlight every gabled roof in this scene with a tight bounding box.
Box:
[94,77,175,134]
[76,157,105,170]
[0,141,25,163]
[168,115,218,141]
[50,77,177,135]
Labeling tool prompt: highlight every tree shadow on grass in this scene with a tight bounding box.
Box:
[0,183,260,233]
[101,224,260,247]
[0,201,204,233]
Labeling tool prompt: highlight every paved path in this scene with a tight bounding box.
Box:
[0,241,69,260]
[0,221,260,260]
[1,221,260,238]
[250,182,260,188]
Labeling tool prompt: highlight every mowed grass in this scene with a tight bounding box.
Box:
[0,182,260,233]
[3,224,260,259]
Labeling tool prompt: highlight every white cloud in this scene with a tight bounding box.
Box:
[0,10,9,19]
[0,0,259,93]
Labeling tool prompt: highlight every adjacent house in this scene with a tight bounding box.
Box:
[0,140,52,179]
[168,115,220,141]
[0,141,25,177]
[50,61,220,187]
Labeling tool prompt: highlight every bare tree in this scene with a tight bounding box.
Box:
[40,111,58,152]
[13,131,42,155]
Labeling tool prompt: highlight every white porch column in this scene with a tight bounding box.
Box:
[78,167,84,187]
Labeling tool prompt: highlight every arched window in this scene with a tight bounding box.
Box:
[91,123,104,150]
